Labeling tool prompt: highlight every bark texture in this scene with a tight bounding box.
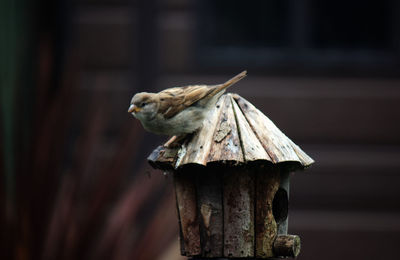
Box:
[273,234,301,258]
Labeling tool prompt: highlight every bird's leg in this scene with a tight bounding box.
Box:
[163,134,188,148]
[164,136,177,148]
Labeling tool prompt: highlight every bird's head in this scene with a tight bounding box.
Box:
[128,92,158,121]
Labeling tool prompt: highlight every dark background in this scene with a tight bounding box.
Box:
[1,0,400,259]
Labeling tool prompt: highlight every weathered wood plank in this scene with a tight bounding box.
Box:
[223,167,254,257]
[208,95,244,163]
[287,138,315,166]
[196,167,223,257]
[230,95,271,162]
[234,95,311,166]
[175,94,224,167]
[255,166,280,258]
[174,171,201,256]
[147,145,179,170]
[174,192,186,256]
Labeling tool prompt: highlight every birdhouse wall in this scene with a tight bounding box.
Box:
[173,164,291,258]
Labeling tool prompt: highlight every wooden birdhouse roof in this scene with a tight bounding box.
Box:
[148,93,314,171]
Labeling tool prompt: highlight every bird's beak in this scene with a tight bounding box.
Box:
[128,104,141,113]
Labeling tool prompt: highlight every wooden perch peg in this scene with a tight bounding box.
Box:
[273,235,301,258]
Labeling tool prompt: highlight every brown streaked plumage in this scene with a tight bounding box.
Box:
[128,70,247,137]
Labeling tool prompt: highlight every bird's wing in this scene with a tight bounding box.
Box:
[157,85,215,119]
[157,70,247,119]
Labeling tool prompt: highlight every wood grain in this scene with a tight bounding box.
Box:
[207,95,244,163]
[255,166,280,258]
[223,167,254,257]
[147,145,178,170]
[273,234,301,257]
[231,95,271,162]
[234,94,314,167]
[174,191,186,256]
[174,171,201,256]
[196,167,223,257]
[175,94,224,167]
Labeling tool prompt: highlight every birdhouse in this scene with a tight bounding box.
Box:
[148,93,314,258]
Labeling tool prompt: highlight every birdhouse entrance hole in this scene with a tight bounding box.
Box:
[272,188,289,224]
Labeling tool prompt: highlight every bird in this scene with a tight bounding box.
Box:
[128,70,247,144]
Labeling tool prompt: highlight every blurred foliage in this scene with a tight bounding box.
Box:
[0,1,179,259]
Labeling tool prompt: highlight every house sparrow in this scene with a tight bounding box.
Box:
[128,70,247,137]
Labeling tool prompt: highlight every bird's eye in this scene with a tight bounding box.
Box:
[141,102,146,107]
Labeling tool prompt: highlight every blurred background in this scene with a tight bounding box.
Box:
[1,0,400,259]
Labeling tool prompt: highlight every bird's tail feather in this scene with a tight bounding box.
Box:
[213,70,247,95]
[222,70,247,88]
[199,70,247,107]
